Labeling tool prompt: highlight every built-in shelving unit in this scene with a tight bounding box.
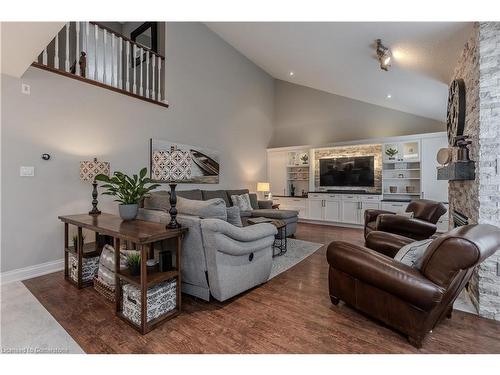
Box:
[382,141,421,200]
[287,150,310,196]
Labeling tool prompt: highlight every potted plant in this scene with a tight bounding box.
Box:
[385,147,398,160]
[95,167,160,220]
[300,153,309,165]
[126,252,141,276]
[72,233,86,250]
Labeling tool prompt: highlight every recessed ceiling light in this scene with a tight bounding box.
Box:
[387,94,392,99]
[289,71,295,77]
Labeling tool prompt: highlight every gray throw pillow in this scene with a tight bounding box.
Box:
[226,206,243,227]
[231,193,253,211]
[394,239,433,269]
[176,196,227,221]
[143,190,170,211]
[248,193,259,210]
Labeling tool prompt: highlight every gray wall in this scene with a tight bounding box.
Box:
[1,22,274,272]
[271,80,445,147]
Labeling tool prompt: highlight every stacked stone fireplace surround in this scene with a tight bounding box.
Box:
[450,22,500,320]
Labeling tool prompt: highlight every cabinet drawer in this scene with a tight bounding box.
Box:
[283,198,307,208]
[361,195,381,202]
[341,195,358,201]
[325,194,339,201]
[308,193,323,199]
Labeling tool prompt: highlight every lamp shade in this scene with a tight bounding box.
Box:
[257,182,270,192]
[80,158,110,182]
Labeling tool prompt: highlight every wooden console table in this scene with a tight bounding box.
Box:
[58,213,187,334]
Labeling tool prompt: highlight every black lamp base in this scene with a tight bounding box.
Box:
[166,183,181,229]
[89,181,101,215]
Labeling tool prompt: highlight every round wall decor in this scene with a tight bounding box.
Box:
[436,147,452,166]
[446,79,466,146]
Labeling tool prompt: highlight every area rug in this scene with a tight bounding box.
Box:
[268,238,323,280]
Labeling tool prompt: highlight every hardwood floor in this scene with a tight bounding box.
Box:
[23,223,500,354]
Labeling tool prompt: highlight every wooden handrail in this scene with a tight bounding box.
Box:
[90,21,165,60]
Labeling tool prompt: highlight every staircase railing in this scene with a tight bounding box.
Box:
[33,21,168,107]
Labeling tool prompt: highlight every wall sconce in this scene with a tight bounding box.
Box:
[376,39,392,71]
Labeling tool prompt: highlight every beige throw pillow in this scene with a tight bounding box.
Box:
[231,193,253,212]
[176,196,227,221]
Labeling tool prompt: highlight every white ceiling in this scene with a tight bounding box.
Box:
[206,22,473,121]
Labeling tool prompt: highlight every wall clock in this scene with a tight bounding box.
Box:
[446,79,466,146]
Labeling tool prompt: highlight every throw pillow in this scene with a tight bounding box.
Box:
[394,239,433,269]
[226,206,243,227]
[143,190,170,211]
[176,196,227,221]
[231,193,253,212]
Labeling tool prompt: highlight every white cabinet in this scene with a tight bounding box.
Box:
[342,200,361,224]
[274,197,308,218]
[324,200,341,222]
[307,198,323,220]
[421,136,448,202]
[267,151,288,196]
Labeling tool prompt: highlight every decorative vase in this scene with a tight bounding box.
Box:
[389,186,397,193]
[119,204,138,220]
[129,263,140,276]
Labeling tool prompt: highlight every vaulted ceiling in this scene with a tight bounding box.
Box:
[206,22,473,121]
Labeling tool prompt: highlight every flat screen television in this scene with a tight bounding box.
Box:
[319,156,374,187]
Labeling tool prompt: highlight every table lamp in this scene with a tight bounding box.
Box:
[257,182,271,200]
[80,158,110,215]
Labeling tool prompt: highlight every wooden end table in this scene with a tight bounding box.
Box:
[58,213,187,334]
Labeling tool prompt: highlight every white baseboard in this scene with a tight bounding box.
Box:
[0,258,64,285]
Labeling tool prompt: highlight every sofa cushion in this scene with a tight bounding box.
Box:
[226,206,243,227]
[251,209,298,220]
[202,190,231,207]
[248,193,259,210]
[231,193,253,212]
[177,197,227,221]
[226,189,249,206]
[143,190,170,211]
[394,239,433,269]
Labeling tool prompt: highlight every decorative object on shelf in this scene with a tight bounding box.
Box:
[302,190,307,197]
[41,153,51,160]
[80,158,110,215]
[406,186,415,193]
[126,252,141,276]
[398,173,404,178]
[376,39,392,71]
[300,153,309,165]
[446,78,466,146]
[436,147,452,166]
[150,138,219,184]
[159,250,173,272]
[72,233,86,251]
[290,183,296,197]
[389,186,397,193]
[455,135,472,162]
[385,146,398,160]
[95,167,160,221]
[437,136,475,181]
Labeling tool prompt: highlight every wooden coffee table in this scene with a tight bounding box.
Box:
[58,213,187,334]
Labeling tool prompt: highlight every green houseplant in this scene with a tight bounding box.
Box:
[95,167,160,220]
[126,252,141,276]
[385,147,399,160]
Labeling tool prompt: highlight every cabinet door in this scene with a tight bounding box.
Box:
[308,199,324,220]
[381,202,408,214]
[267,151,288,196]
[324,200,341,222]
[342,201,360,224]
[421,136,448,202]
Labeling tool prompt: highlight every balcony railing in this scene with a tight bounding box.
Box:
[33,22,168,108]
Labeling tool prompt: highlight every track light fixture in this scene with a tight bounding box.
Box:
[376,39,392,71]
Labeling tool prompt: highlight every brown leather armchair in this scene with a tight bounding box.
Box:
[326,224,500,348]
[364,199,447,241]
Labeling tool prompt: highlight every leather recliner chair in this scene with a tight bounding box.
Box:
[326,224,500,348]
[364,199,447,241]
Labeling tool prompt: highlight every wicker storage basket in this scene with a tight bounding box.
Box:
[68,252,99,283]
[122,280,176,326]
[93,276,115,302]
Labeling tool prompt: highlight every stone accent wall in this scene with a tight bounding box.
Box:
[449,22,500,320]
[314,144,382,193]
[449,23,480,224]
[475,22,500,320]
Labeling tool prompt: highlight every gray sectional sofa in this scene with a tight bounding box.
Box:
[137,197,278,301]
[142,188,299,236]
